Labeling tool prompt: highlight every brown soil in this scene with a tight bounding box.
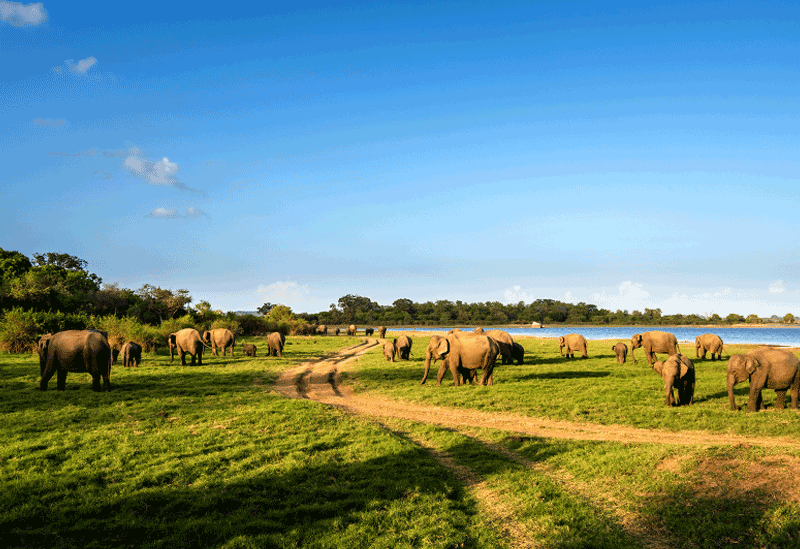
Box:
[272,338,800,548]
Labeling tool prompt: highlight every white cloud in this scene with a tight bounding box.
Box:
[149,208,180,219]
[503,285,534,304]
[769,280,786,294]
[123,150,203,194]
[186,207,207,218]
[257,281,310,304]
[0,1,47,27]
[590,281,651,311]
[65,56,97,75]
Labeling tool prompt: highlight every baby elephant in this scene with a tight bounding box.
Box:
[383,341,397,362]
[120,341,143,368]
[242,343,257,357]
[652,354,695,407]
[612,342,628,364]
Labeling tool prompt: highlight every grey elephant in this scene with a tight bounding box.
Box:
[267,332,286,357]
[612,342,628,364]
[38,330,112,391]
[378,326,387,339]
[630,331,680,365]
[334,327,341,336]
[695,333,723,360]
[559,334,588,358]
[242,343,257,357]
[316,325,328,336]
[120,341,142,368]
[383,341,397,362]
[652,354,695,406]
[168,328,210,366]
[347,325,356,336]
[394,334,412,360]
[727,347,800,412]
[485,329,515,364]
[365,327,375,337]
[422,331,499,386]
[203,328,235,357]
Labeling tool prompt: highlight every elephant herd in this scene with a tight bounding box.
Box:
[309,325,387,339]
[33,326,800,413]
[34,327,288,391]
[557,329,799,412]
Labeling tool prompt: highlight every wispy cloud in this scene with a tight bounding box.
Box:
[148,207,209,219]
[0,1,47,27]
[124,150,204,194]
[93,170,113,180]
[104,147,141,158]
[52,56,98,75]
[503,285,534,304]
[50,147,98,157]
[257,281,310,304]
[149,208,180,219]
[31,118,66,127]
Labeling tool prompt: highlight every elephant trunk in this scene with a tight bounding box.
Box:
[421,350,433,384]
[727,374,738,410]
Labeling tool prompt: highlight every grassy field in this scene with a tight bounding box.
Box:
[2,332,799,548]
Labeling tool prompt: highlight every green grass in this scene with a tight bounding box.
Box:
[2,332,800,548]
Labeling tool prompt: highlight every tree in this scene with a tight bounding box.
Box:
[784,313,796,324]
[0,248,32,280]
[133,285,192,324]
[257,302,275,316]
[93,283,140,317]
[726,313,745,323]
[746,314,760,324]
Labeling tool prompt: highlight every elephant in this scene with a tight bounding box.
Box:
[421,331,499,386]
[111,348,120,365]
[510,342,525,365]
[38,330,112,391]
[120,341,142,368]
[630,331,680,365]
[378,326,387,339]
[383,341,397,362]
[485,329,515,364]
[203,328,235,357]
[727,347,800,412]
[316,325,328,336]
[168,328,210,366]
[347,325,356,336]
[242,343,257,357]
[612,342,628,364]
[267,332,286,357]
[559,334,588,359]
[394,334,412,360]
[696,333,724,360]
[334,327,341,336]
[365,327,375,337]
[652,354,695,406]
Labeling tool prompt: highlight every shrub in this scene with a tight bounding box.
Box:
[0,308,41,353]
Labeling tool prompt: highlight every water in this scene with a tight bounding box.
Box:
[399,326,800,347]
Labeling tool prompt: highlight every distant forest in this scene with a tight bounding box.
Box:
[1,248,795,341]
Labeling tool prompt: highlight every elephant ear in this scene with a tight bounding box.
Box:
[558,336,564,344]
[745,357,760,375]
[680,359,690,378]
[437,337,450,356]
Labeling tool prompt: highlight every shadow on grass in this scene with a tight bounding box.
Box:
[517,370,611,381]
[1,447,485,549]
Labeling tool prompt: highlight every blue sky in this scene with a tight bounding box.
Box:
[3,0,800,316]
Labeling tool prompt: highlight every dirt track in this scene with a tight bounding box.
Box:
[273,338,800,449]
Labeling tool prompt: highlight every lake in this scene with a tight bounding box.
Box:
[399,326,800,347]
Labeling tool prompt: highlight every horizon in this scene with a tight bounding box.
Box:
[4,1,800,318]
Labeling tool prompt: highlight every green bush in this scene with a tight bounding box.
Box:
[0,308,41,353]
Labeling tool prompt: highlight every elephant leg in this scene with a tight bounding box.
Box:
[480,365,494,386]
[775,390,787,410]
[40,367,56,391]
[92,374,102,392]
[196,352,202,366]
[56,369,68,391]
[748,387,763,412]
[435,361,450,386]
